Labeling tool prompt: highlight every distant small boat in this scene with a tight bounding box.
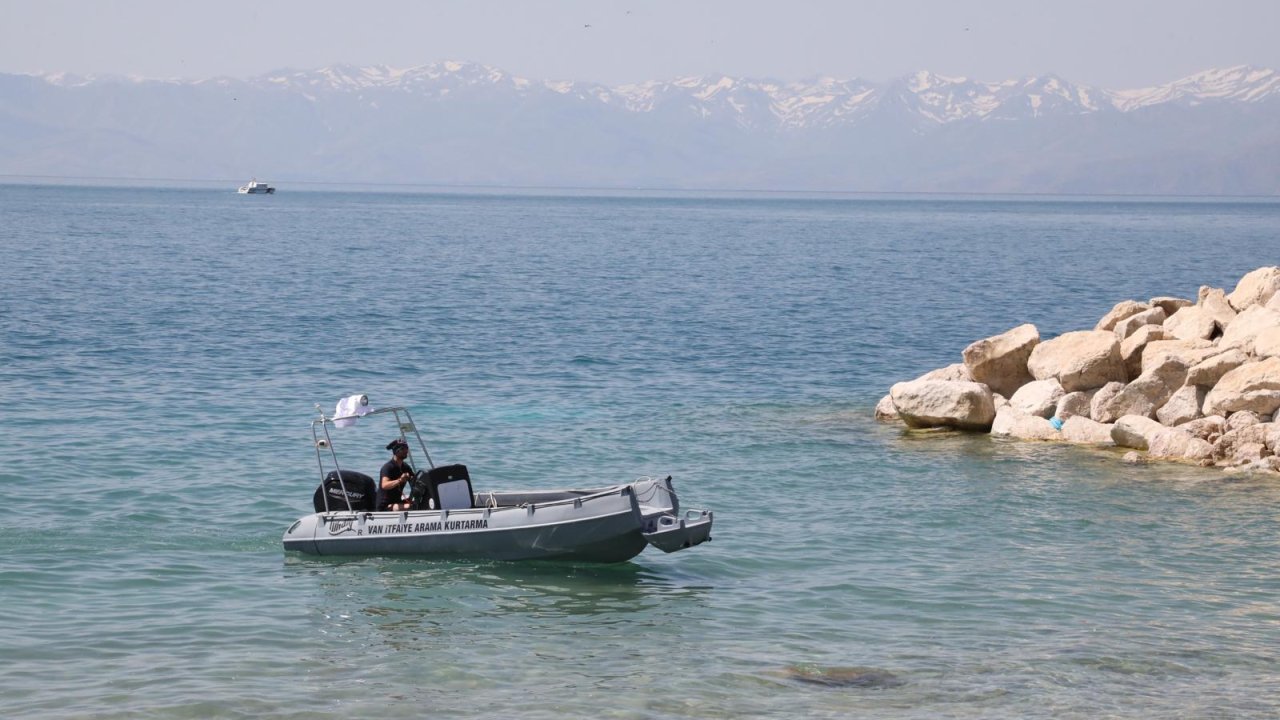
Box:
[237,179,275,194]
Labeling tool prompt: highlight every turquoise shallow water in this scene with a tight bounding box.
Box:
[2,185,1280,718]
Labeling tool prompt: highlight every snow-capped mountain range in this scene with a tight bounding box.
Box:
[40,62,1280,126]
[5,63,1280,194]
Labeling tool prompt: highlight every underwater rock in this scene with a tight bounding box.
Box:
[781,665,905,689]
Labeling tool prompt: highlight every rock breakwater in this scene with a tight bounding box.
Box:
[876,267,1280,475]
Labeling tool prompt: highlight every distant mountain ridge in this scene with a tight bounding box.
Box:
[5,63,1280,194]
[40,62,1280,124]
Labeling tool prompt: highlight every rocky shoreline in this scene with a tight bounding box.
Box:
[876,267,1280,474]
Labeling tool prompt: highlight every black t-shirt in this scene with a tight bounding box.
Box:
[379,458,412,508]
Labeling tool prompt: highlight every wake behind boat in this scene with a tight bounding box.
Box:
[282,396,713,562]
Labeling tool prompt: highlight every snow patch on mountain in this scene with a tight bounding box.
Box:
[1109,65,1280,111]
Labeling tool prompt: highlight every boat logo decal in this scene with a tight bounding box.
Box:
[327,519,356,535]
[367,519,489,535]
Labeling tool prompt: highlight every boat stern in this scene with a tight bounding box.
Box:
[633,476,713,553]
[642,508,714,553]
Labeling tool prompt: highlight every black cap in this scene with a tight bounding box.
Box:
[386,438,408,451]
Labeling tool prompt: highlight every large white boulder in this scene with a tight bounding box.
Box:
[1147,427,1215,463]
[1230,442,1272,465]
[879,365,975,421]
[1094,355,1189,423]
[890,380,996,431]
[1008,379,1065,419]
[1095,300,1150,332]
[1212,423,1273,463]
[1120,325,1167,380]
[1156,384,1206,427]
[1226,410,1263,431]
[1140,339,1218,377]
[1256,328,1280,360]
[1114,307,1167,340]
[874,394,899,421]
[1094,384,1155,423]
[1185,349,1250,388]
[1202,357,1280,417]
[1164,287,1236,341]
[1219,305,1280,355]
[1111,415,1166,450]
[1027,330,1127,392]
[961,324,1039,398]
[1163,306,1217,341]
[1226,266,1280,312]
[1149,296,1194,317]
[1199,285,1237,314]
[1182,415,1228,442]
[1055,389,1097,420]
[1089,381,1126,421]
[990,407,1060,441]
[1266,424,1280,454]
[916,363,975,382]
[1060,416,1116,445]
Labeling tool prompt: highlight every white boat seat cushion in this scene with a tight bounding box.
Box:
[426,464,475,509]
[436,479,473,510]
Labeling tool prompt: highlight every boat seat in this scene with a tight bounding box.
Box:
[425,464,474,510]
[313,470,377,512]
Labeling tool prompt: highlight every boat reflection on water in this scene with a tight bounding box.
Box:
[285,556,716,652]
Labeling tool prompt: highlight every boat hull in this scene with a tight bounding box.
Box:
[284,484,652,562]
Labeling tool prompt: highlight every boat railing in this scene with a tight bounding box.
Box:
[475,484,632,511]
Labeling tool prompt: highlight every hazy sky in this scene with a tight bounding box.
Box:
[3,0,1278,88]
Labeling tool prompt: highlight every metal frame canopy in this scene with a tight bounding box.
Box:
[310,396,436,513]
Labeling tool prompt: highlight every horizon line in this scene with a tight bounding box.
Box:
[3,173,1278,201]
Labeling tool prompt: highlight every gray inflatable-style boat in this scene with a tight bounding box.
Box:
[283,398,713,563]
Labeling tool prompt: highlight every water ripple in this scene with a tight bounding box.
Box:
[3,187,1280,718]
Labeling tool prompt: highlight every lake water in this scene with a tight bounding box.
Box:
[2,185,1279,718]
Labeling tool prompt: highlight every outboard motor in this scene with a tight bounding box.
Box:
[313,470,377,512]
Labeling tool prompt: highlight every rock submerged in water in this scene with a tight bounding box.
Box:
[876,266,1280,476]
[781,665,905,689]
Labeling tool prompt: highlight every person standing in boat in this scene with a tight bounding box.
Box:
[379,438,415,511]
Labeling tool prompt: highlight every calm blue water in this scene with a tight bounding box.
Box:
[2,185,1279,718]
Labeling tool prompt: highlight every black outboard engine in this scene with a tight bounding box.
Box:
[313,470,377,512]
